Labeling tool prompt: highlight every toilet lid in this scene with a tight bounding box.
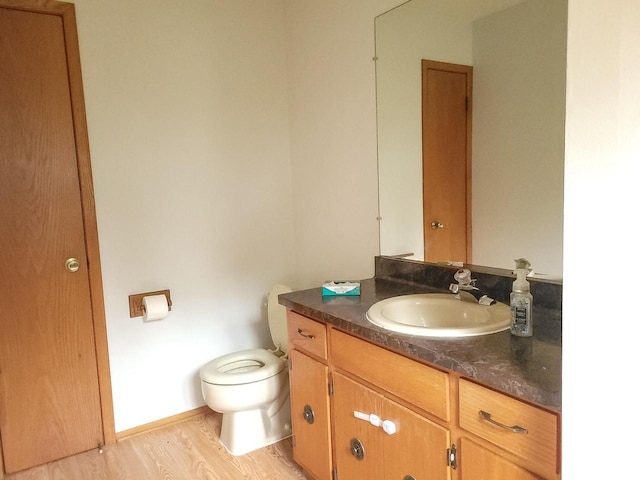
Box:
[200,348,285,386]
[267,284,292,353]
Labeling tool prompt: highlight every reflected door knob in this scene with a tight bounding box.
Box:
[65,257,80,272]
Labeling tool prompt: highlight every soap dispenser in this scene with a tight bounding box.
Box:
[510,258,533,337]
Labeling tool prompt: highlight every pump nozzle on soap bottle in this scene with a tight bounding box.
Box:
[510,258,533,337]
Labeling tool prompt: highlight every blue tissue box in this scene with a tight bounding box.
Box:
[322,281,360,296]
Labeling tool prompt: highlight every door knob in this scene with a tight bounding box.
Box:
[65,257,80,272]
[431,221,444,229]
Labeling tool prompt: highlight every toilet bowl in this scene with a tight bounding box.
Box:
[199,284,292,455]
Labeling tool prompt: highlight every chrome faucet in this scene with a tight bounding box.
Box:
[449,269,496,305]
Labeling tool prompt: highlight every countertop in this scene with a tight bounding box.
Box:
[279,277,562,413]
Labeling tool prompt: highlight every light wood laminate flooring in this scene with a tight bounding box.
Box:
[4,412,309,479]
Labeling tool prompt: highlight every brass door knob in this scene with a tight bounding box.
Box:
[65,257,80,272]
[431,221,444,229]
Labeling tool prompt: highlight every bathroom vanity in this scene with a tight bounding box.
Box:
[280,257,561,480]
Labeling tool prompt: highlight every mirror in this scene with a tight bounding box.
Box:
[376,0,566,279]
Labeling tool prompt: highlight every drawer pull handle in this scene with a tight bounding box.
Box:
[297,328,315,339]
[479,410,528,433]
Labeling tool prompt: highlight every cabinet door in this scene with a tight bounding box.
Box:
[384,397,451,480]
[333,373,383,479]
[459,438,543,480]
[289,350,332,480]
[333,372,451,480]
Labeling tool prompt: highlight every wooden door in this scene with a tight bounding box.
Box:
[0,1,113,473]
[289,350,332,480]
[422,60,472,263]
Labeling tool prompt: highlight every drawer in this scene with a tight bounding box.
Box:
[458,378,559,478]
[330,329,450,422]
[287,311,328,360]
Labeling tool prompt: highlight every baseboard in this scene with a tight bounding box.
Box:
[115,405,212,441]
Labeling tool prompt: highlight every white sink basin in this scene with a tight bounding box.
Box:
[366,293,511,337]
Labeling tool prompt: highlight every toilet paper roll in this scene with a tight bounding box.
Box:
[142,294,169,322]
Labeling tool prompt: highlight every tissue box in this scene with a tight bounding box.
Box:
[322,281,360,296]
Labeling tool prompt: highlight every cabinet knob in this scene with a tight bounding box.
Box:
[349,438,365,461]
[403,476,417,480]
[303,404,315,424]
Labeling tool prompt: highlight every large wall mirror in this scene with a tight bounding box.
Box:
[376,0,566,279]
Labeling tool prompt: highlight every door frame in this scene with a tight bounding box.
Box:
[0,0,115,462]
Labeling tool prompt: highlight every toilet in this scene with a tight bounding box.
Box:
[199,284,293,456]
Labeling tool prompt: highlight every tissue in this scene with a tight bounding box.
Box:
[322,281,360,296]
[142,294,169,321]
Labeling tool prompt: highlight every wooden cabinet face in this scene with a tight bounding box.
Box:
[289,350,332,480]
[459,438,543,480]
[332,373,383,479]
[384,397,451,480]
[332,372,451,480]
[458,379,559,478]
[287,311,328,360]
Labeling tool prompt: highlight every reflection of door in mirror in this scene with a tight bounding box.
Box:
[422,60,472,263]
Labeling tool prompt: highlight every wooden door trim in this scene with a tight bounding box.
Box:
[0,0,115,448]
[421,59,473,262]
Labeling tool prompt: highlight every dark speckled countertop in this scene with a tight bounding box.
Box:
[279,258,562,413]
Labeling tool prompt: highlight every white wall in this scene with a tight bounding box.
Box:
[563,0,640,477]
[72,0,295,432]
[375,0,565,276]
[284,0,399,288]
[472,0,566,276]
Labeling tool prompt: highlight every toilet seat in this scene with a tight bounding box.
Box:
[200,348,285,386]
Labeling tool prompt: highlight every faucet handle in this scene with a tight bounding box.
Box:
[453,268,473,285]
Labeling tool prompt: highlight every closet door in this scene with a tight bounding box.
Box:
[0,2,112,473]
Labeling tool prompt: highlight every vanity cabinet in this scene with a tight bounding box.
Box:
[286,310,561,480]
[286,312,332,480]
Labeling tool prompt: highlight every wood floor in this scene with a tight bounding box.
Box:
[4,412,310,479]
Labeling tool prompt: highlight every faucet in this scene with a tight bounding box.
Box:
[449,269,496,305]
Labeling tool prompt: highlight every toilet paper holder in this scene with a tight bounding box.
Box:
[128,289,172,318]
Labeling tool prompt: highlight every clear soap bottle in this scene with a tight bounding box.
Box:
[510,258,533,337]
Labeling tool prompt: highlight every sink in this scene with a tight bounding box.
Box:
[366,293,511,337]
